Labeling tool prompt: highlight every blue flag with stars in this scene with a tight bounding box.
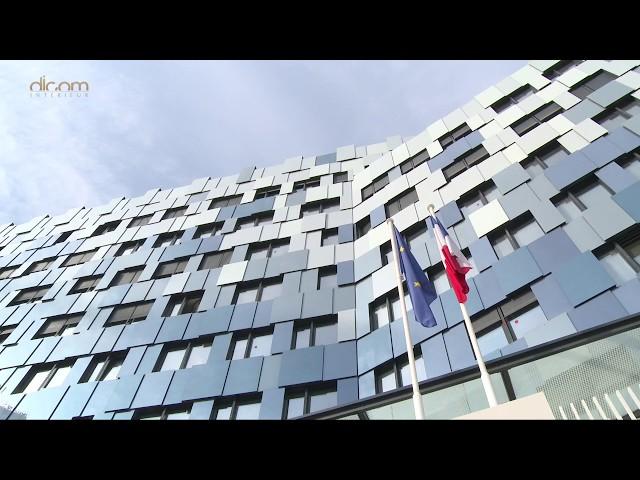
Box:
[393,225,438,328]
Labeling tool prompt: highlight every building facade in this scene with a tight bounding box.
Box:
[2,60,640,420]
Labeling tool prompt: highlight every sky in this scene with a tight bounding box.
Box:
[0,60,526,226]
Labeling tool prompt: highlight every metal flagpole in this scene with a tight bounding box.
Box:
[386,218,426,420]
[426,204,498,408]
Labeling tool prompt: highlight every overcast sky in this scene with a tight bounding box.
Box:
[0,60,526,226]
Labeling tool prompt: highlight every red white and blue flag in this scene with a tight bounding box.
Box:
[429,215,472,303]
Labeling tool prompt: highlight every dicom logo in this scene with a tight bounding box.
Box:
[29,75,90,97]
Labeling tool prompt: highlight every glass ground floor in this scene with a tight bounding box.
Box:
[304,313,640,420]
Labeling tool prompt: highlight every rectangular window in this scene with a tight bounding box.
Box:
[385,188,418,217]
[0,325,16,343]
[321,229,339,246]
[70,275,102,294]
[333,172,348,184]
[81,353,126,383]
[541,60,583,81]
[293,178,321,192]
[512,102,563,136]
[619,153,640,181]
[153,258,189,279]
[199,250,232,270]
[356,217,371,239]
[62,249,97,267]
[214,396,262,420]
[163,292,203,317]
[362,173,390,201]
[26,258,56,274]
[284,383,338,419]
[254,187,281,199]
[92,221,120,236]
[14,361,75,394]
[318,267,338,290]
[228,329,273,359]
[194,223,222,239]
[598,248,637,285]
[35,313,83,338]
[400,151,429,175]
[554,194,582,223]
[247,240,289,260]
[154,339,212,372]
[210,195,242,209]
[54,231,72,245]
[569,70,616,100]
[233,278,282,304]
[116,240,144,256]
[106,301,154,326]
[110,267,144,287]
[0,266,17,280]
[594,96,640,131]
[438,123,471,149]
[490,85,536,113]
[162,206,188,221]
[153,231,183,248]
[9,286,50,306]
[136,405,192,420]
[236,213,274,230]
[292,316,338,349]
[128,215,152,228]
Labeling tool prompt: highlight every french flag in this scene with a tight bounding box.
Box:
[429,215,473,303]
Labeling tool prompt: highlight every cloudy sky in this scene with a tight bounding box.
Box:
[0,60,526,226]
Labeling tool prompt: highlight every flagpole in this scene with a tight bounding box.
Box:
[386,218,426,420]
[426,204,498,408]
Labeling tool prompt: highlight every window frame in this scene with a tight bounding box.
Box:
[161,206,188,221]
[283,382,338,419]
[106,301,154,326]
[80,352,126,383]
[9,286,50,306]
[116,240,144,257]
[26,257,56,274]
[153,338,213,372]
[128,215,152,228]
[62,249,97,267]
[212,395,262,420]
[70,275,102,294]
[162,291,204,317]
[198,250,233,270]
[209,195,242,209]
[152,258,189,279]
[291,315,338,349]
[228,327,274,360]
[135,404,192,420]
[110,267,144,287]
[246,239,290,261]
[35,313,83,339]
[153,231,183,248]
[374,347,426,394]
[232,277,283,305]
[14,360,75,394]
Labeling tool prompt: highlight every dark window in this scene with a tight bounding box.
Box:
[110,267,144,287]
[293,178,321,192]
[116,240,144,256]
[593,95,640,131]
[194,223,222,239]
[321,229,339,246]
[284,383,337,419]
[106,301,154,326]
[399,151,429,175]
[80,352,126,383]
[13,360,75,394]
[292,315,338,348]
[375,349,427,394]
[618,152,640,182]
[457,181,499,218]
[318,267,337,290]
[163,291,203,317]
[162,207,187,221]
[26,258,56,274]
[233,278,282,304]
[254,187,281,199]
[512,102,564,136]
[522,141,569,178]
[361,173,390,200]
[489,215,545,258]
[0,266,17,280]
[154,338,213,372]
[247,240,289,260]
[54,231,72,245]
[9,286,50,306]
[569,70,617,100]
[0,325,15,343]
[36,313,83,339]
[228,328,273,359]
[473,289,547,356]
[302,199,340,216]
[333,172,348,184]
[135,405,192,420]
[490,85,537,113]
[438,122,472,149]
[369,290,412,330]
[153,258,189,279]
[92,221,120,236]
[70,275,102,294]
[236,213,274,231]
[385,188,418,217]
[62,250,97,267]
[199,250,233,270]
[210,195,242,209]
[128,215,152,228]
[153,231,183,248]
[213,395,262,420]
[443,146,490,181]
[541,60,583,81]
[356,217,371,239]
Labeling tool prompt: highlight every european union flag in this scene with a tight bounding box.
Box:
[393,225,438,328]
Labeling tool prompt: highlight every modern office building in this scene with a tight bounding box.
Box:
[2,60,640,420]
